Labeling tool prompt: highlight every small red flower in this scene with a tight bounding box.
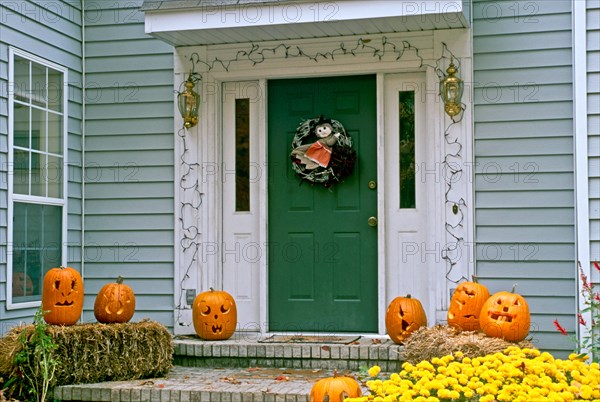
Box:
[594,261,600,272]
[594,293,600,302]
[554,319,568,336]
[579,267,592,291]
[577,313,586,326]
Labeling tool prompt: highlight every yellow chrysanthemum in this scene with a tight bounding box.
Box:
[368,365,382,377]
[354,346,600,401]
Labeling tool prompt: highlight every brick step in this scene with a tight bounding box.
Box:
[173,335,403,372]
[53,336,402,401]
[53,366,366,402]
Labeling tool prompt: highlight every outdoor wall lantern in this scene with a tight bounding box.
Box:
[177,72,200,129]
[440,58,464,117]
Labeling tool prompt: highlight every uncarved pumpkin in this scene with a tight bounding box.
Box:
[385,294,427,344]
[12,272,34,297]
[447,276,490,331]
[42,266,84,326]
[310,371,362,402]
[94,276,136,324]
[192,288,237,340]
[479,286,530,342]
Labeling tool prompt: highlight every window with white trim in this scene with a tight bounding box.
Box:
[8,48,68,308]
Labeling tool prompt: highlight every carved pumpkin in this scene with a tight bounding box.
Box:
[42,266,84,326]
[192,288,237,340]
[12,272,34,297]
[447,276,490,331]
[94,276,136,324]
[479,285,530,342]
[385,294,427,344]
[310,371,362,402]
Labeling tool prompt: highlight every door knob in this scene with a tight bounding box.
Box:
[368,180,377,190]
[368,216,378,227]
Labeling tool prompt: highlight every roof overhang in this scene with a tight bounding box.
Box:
[142,0,471,47]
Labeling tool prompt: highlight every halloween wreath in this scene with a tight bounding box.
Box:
[290,116,356,188]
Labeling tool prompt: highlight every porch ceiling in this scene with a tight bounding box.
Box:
[141,0,470,47]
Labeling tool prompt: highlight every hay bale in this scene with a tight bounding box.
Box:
[0,320,172,387]
[402,325,535,364]
[0,329,20,377]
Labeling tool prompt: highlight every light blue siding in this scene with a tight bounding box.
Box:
[473,0,576,356]
[82,0,175,327]
[0,0,83,332]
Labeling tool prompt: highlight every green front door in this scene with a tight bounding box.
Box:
[268,75,378,332]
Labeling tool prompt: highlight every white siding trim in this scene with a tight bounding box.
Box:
[145,1,464,33]
[573,0,591,348]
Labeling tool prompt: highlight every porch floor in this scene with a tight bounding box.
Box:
[53,334,403,401]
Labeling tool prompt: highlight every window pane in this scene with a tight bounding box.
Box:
[47,69,63,112]
[399,91,416,209]
[13,149,29,195]
[12,202,62,303]
[47,155,63,199]
[47,111,63,155]
[31,62,46,108]
[31,152,46,197]
[235,98,250,212]
[14,105,29,148]
[14,55,29,103]
[31,107,45,151]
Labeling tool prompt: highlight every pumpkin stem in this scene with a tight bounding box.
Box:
[511,284,518,293]
[209,287,214,292]
[116,276,124,284]
[472,275,478,283]
[333,369,338,378]
[406,294,412,299]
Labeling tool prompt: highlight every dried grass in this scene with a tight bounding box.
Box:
[402,325,535,364]
[0,320,172,387]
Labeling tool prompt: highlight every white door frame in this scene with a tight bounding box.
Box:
[172,30,474,335]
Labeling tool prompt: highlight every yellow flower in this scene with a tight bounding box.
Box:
[368,365,382,377]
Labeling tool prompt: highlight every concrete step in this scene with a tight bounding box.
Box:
[173,335,403,372]
[53,366,367,402]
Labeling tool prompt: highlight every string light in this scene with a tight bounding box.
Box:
[175,36,466,327]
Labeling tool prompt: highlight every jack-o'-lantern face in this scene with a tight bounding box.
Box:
[42,266,84,326]
[192,289,237,340]
[94,276,136,324]
[385,295,427,344]
[447,281,490,331]
[480,290,530,342]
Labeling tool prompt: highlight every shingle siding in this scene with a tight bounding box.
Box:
[0,0,83,331]
[82,0,175,327]
[473,0,576,356]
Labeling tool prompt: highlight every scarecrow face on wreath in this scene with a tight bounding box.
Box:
[315,122,333,139]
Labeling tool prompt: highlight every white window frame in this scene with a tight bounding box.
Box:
[7,47,69,310]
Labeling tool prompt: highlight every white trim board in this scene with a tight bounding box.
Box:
[572,0,591,352]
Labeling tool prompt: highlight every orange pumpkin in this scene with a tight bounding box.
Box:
[192,288,237,340]
[310,371,362,402]
[12,272,34,297]
[479,285,530,342]
[385,294,427,344]
[42,266,84,326]
[447,276,490,331]
[94,276,136,324]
